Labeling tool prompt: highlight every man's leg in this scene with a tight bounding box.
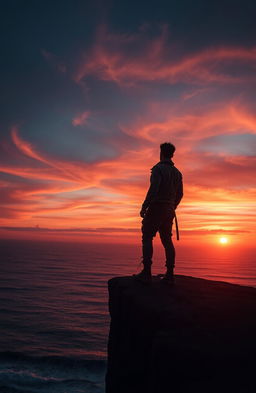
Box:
[134,206,158,282]
[133,229,153,282]
[142,231,153,268]
[159,213,175,276]
[141,205,159,268]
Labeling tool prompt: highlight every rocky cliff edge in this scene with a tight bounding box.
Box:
[106,275,256,393]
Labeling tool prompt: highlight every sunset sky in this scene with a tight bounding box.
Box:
[1,0,255,244]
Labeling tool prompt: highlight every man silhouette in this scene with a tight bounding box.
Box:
[134,142,183,283]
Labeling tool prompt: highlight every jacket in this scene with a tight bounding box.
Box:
[142,160,183,210]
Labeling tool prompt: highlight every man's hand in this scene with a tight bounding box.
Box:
[140,208,147,218]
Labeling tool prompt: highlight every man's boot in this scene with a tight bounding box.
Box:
[133,262,152,284]
[161,265,175,284]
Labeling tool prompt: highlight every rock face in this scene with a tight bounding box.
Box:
[106,275,256,393]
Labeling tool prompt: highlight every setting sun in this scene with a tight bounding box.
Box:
[219,237,228,244]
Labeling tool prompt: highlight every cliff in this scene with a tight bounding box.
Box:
[106,275,256,393]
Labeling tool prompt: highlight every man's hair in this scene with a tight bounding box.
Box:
[160,142,176,158]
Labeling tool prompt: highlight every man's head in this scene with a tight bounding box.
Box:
[160,142,176,160]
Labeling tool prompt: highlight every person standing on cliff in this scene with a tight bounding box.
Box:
[134,142,183,283]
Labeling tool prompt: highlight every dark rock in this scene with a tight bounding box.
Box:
[106,275,256,393]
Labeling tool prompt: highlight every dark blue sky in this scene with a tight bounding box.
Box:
[1,0,256,132]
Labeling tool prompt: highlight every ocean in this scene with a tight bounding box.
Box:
[0,239,255,393]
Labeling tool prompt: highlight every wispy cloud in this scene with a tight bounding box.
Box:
[1,25,256,242]
[72,111,91,126]
[74,26,256,86]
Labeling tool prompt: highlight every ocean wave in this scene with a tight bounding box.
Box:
[0,351,106,369]
[0,351,106,393]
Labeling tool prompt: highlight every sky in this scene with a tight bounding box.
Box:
[0,0,256,245]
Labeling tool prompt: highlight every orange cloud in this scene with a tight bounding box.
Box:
[72,111,91,126]
[120,102,256,143]
[1,96,256,244]
[74,26,256,86]
[1,24,255,245]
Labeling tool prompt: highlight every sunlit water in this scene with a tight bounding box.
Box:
[0,239,255,392]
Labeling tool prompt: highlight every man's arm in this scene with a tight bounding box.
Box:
[174,174,183,209]
[140,166,161,217]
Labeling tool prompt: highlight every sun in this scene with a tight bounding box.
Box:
[219,236,228,244]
